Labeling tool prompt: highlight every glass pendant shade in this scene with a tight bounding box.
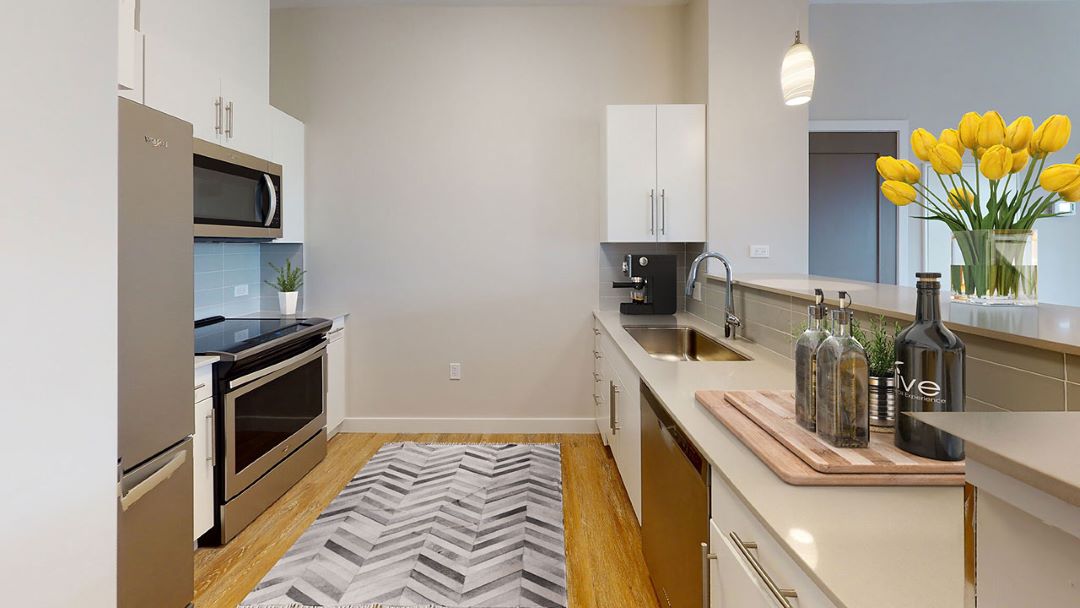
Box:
[781,31,815,106]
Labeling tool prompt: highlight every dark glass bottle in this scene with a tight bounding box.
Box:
[894,273,965,461]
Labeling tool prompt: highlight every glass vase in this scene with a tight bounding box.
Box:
[950,230,1037,306]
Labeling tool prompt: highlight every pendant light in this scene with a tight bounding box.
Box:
[781,30,815,106]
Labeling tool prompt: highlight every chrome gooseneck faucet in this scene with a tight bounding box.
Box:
[686,252,742,338]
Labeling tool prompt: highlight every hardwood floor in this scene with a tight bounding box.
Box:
[194,433,660,608]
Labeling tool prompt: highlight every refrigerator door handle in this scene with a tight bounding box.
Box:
[119,450,187,512]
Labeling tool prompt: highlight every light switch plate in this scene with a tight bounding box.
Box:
[449,363,462,380]
[234,284,249,297]
[750,245,770,258]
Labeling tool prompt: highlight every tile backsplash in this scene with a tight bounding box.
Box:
[194,242,304,320]
[598,242,705,312]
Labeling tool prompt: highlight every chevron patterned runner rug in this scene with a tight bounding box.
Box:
[240,442,568,608]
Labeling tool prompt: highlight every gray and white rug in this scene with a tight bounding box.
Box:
[240,442,568,608]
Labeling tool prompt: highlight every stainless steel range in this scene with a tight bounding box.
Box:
[196,315,332,544]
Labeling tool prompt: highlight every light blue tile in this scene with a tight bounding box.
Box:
[195,287,224,309]
[222,243,260,255]
[223,253,259,271]
[194,242,223,256]
[223,297,260,317]
[223,268,260,289]
[195,271,223,291]
[194,254,223,273]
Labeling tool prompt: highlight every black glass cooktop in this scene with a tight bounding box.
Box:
[195,317,318,355]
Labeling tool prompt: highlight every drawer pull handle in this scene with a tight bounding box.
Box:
[701,543,717,608]
[194,383,206,392]
[730,531,798,607]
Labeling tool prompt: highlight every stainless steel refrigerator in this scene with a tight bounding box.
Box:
[117,98,195,608]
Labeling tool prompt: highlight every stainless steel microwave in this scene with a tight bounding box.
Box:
[194,139,282,240]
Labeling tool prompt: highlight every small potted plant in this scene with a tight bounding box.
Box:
[853,315,901,431]
[266,259,305,315]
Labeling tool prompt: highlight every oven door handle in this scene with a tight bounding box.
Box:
[229,342,325,390]
[263,174,278,227]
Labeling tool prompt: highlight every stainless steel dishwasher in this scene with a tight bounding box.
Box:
[641,382,710,608]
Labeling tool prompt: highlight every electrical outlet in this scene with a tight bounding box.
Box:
[233,284,249,297]
[750,245,770,259]
[449,363,462,381]
[692,282,703,301]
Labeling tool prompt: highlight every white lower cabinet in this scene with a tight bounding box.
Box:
[193,396,214,540]
[326,315,348,436]
[592,321,642,522]
[710,470,838,608]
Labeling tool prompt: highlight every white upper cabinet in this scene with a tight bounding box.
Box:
[139,0,272,159]
[656,105,707,242]
[604,104,706,243]
[270,107,305,243]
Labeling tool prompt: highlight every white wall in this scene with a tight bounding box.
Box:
[810,1,1080,304]
[0,2,118,606]
[707,0,810,275]
[271,6,685,429]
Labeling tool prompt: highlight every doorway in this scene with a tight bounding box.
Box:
[809,131,899,284]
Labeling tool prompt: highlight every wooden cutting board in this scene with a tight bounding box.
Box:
[695,391,964,487]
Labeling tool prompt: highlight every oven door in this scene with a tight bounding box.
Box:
[222,342,325,500]
[193,139,282,239]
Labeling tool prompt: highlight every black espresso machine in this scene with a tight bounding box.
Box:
[612,253,677,315]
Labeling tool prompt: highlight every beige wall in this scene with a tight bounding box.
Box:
[706,0,810,275]
[1,1,118,604]
[681,0,708,104]
[271,5,686,428]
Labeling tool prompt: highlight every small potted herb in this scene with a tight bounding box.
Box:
[266,259,305,315]
[852,315,901,431]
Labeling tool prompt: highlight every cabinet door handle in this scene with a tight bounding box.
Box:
[609,381,618,433]
[660,188,666,235]
[701,543,717,608]
[224,100,234,138]
[729,532,798,607]
[649,189,656,235]
[205,410,216,466]
[214,96,223,135]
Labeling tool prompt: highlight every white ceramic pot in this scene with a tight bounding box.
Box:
[278,291,299,315]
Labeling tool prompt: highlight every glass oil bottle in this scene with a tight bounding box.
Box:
[795,289,829,431]
[815,291,870,448]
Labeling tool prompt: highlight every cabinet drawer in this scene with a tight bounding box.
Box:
[711,471,838,608]
[194,365,213,403]
[710,520,784,608]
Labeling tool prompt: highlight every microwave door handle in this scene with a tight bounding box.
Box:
[263,174,278,227]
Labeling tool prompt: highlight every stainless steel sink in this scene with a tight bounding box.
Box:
[622,326,751,362]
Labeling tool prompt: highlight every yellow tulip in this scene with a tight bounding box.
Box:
[1004,116,1034,152]
[939,128,963,156]
[876,156,907,182]
[979,145,1012,181]
[977,111,1006,148]
[881,180,918,207]
[975,146,988,160]
[929,143,963,175]
[911,128,938,162]
[1032,115,1071,155]
[958,112,982,149]
[1062,184,1080,203]
[1038,163,1080,193]
[947,187,974,209]
[899,159,921,183]
[1010,149,1029,174]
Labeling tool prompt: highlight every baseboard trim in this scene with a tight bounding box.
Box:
[339,417,597,434]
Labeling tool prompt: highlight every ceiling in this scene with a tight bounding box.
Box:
[272,0,1063,6]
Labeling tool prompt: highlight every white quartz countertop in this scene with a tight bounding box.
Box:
[593,309,965,608]
[194,355,219,369]
[709,272,1080,355]
[912,412,1080,507]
